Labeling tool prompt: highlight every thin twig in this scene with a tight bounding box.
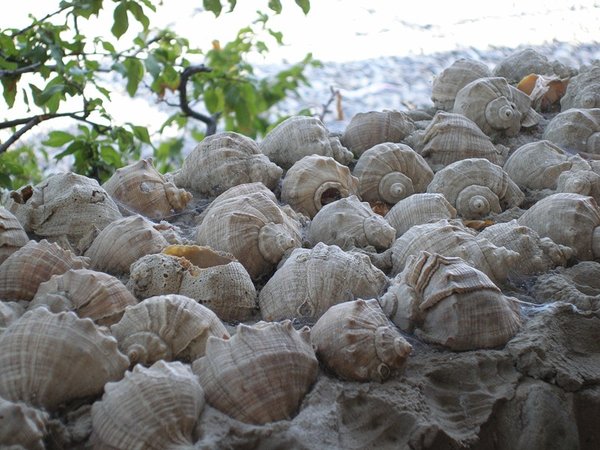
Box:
[10,6,70,37]
[179,65,219,135]
[0,62,45,77]
[0,117,42,154]
[319,86,340,122]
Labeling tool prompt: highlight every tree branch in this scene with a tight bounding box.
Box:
[179,65,219,135]
[0,62,46,77]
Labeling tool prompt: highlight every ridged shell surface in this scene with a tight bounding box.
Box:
[560,66,600,110]
[0,206,29,265]
[0,301,26,331]
[543,108,600,155]
[385,193,457,238]
[0,397,48,450]
[431,58,492,111]
[492,47,573,83]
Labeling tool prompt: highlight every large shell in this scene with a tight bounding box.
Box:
[29,268,137,326]
[91,361,204,450]
[110,294,229,367]
[0,206,29,265]
[307,195,395,251]
[0,308,129,410]
[431,58,492,111]
[427,158,524,219]
[195,191,302,280]
[340,110,416,158]
[311,299,412,382]
[102,158,192,220]
[561,66,600,110]
[281,155,360,218]
[259,243,388,321]
[492,47,574,83]
[543,108,600,156]
[352,142,433,205]
[259,115,353,169]
[0,397,48,450]
[385,193,457,238]
[172,131,283,196]
[380,251,522,351]
[192,320,318,425]
[0,239,89,301]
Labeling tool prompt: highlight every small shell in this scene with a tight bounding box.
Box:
[259,243,388,321]
[341,110,416,158]
[492,47,574,83]
[427,158,524,219]
[556,169,600,204]
[102,158,192,220]
[172,132,283,196]
[91,361,204,450]
[110,294,230,367]
[259,115,353,169]
[192,320,318,424]
[543,108,600,156]
[0,397,48,450]
[385,193,457,238]
[353,142,433,205]
[0,308,129,410]
[281,155,360,218]
[29,268,138,326]
[561,66,600,110]
[431,58,492,111]
[0,206,29,265]
[311,299,412,382]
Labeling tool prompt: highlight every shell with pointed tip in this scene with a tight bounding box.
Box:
[91,361,204,450]
[259,115,353,169]
[84,215,168,275]
[192,320,318,424]
[492,47,574,83]
[0,397,48,450]
[0,239,89,301]
[307,196,395,251]
[259,242,388,321]
[102,158,192,220]
[380,251,521,351]
[427,158,524,219]
[0,308,129,410]
[561,66,600,110]
[110,294,229,367]
[172,132,283,196]
[431,58,492,111]
[29,269,137,326]
[0,206,29,265]
[543,108,600,156]
[311,299,412,382]
[341,110,416,158]
[353,142,433,205]
[385,193,457,238]
[281,155,359,218]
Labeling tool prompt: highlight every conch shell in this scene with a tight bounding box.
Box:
[0,397,48,450]
[0,206,29,265]
[431,58,492,111]
[556,169,600,204]
[492,47,575,83]
[560,66,600,110]
[517,73,569,112]
[385,193,457,238]
[543,108,600,156]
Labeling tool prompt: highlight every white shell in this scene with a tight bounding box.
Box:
[0,397,48,450]
[543,108,600,156]
[431,58,492,111]
[0,206,29,265]
[561,66,600,110]
[385,193,457,238]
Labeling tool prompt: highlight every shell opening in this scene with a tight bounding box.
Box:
[258,222,297,264]
[377,363,391,381]
[379,172,414,204]
[314,181,347,211]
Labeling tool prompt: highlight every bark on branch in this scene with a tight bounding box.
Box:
[179,65,219,135]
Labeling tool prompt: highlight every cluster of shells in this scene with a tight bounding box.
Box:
[1,47,600,448]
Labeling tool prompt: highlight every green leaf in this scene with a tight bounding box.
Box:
[268,29,283,45]
[144,54,161,77]
[203,0,222,17]
[123,58,144,96]
[226,0,236,12]
[131,125,150,144]
[295,0,310,14]
[1,76,19,107]
[43,131,74,147]
[127,2,149,31]
[100,145,122,167]
[101,41,116,53]
[111,2,129,38]
[204,88,223,114]
[55,140,86,160]
[268,0,282,14]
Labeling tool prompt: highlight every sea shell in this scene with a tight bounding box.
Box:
[0,206,29,265]
[431,58,492,111]
[195,191,302,280]
[259,243,388,321]
[259,115,353,169]
[307,196,395,251]
[311,299,412,382]
[102,157,192,220]
[28,268,138,326]
[0,301,26,330]
[281,155,360,218]
[172,131,283,196]
[340,110,416,158]
[419,111,508,171]
[0,239,89,301]
[427,158,524,219]
[0,308,129,410]
[352,142,433,205]
[110,294,230,367]
[84,215,168,275]
[560,66,600,110]
[91,361,204,450]
[556,169,600,203]
[0,397,48,450]
[380,251,522,351]
[516,73,569,112]
[543,108,600,156]
[385,193,457,238]
[492,47,574,83]
[192,320,318,425]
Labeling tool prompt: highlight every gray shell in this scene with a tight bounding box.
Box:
[492,47,575,83]
[561,66,600,110]
[431,58,492,111]
[543,108,600,156]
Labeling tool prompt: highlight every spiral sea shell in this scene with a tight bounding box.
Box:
[560,66,600,110]
[431,58,492,111]
[0,206,29,265]
[492,47,574,83]
[0,397,48,450]
[385,193,457,238]
[543,108,600,156]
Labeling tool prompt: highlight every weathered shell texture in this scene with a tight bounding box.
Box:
[385,193,457,238]
[172,131,283,196]
[192,320,318,425]
[431,58,493,111]
[91,361,204,450]
[0,301,25,330]
[311,299,413,382]
[110,294,230,366]
[380,251,522,351]
[427,158,524,219]
[259,115,354,169]
[102,157,192,220]
[517,193,600,261]
[281,154,360,218]
[0,396,48,450]
[84,215,168,274]
[0,206,29,265]
[6,172,122,249]
[0,239,89,301]
[28,268,137,326]
[420,111,508,171]
[195,191,302,280]
[492,47,571,83]
[543,108,600,155]
[259,242,388,321]
[352,142,433,205]
[340,110,416,158]
[0,308,129,410]
[307,195,395,251]
[560,66,600,110]
[556,169,600,203]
